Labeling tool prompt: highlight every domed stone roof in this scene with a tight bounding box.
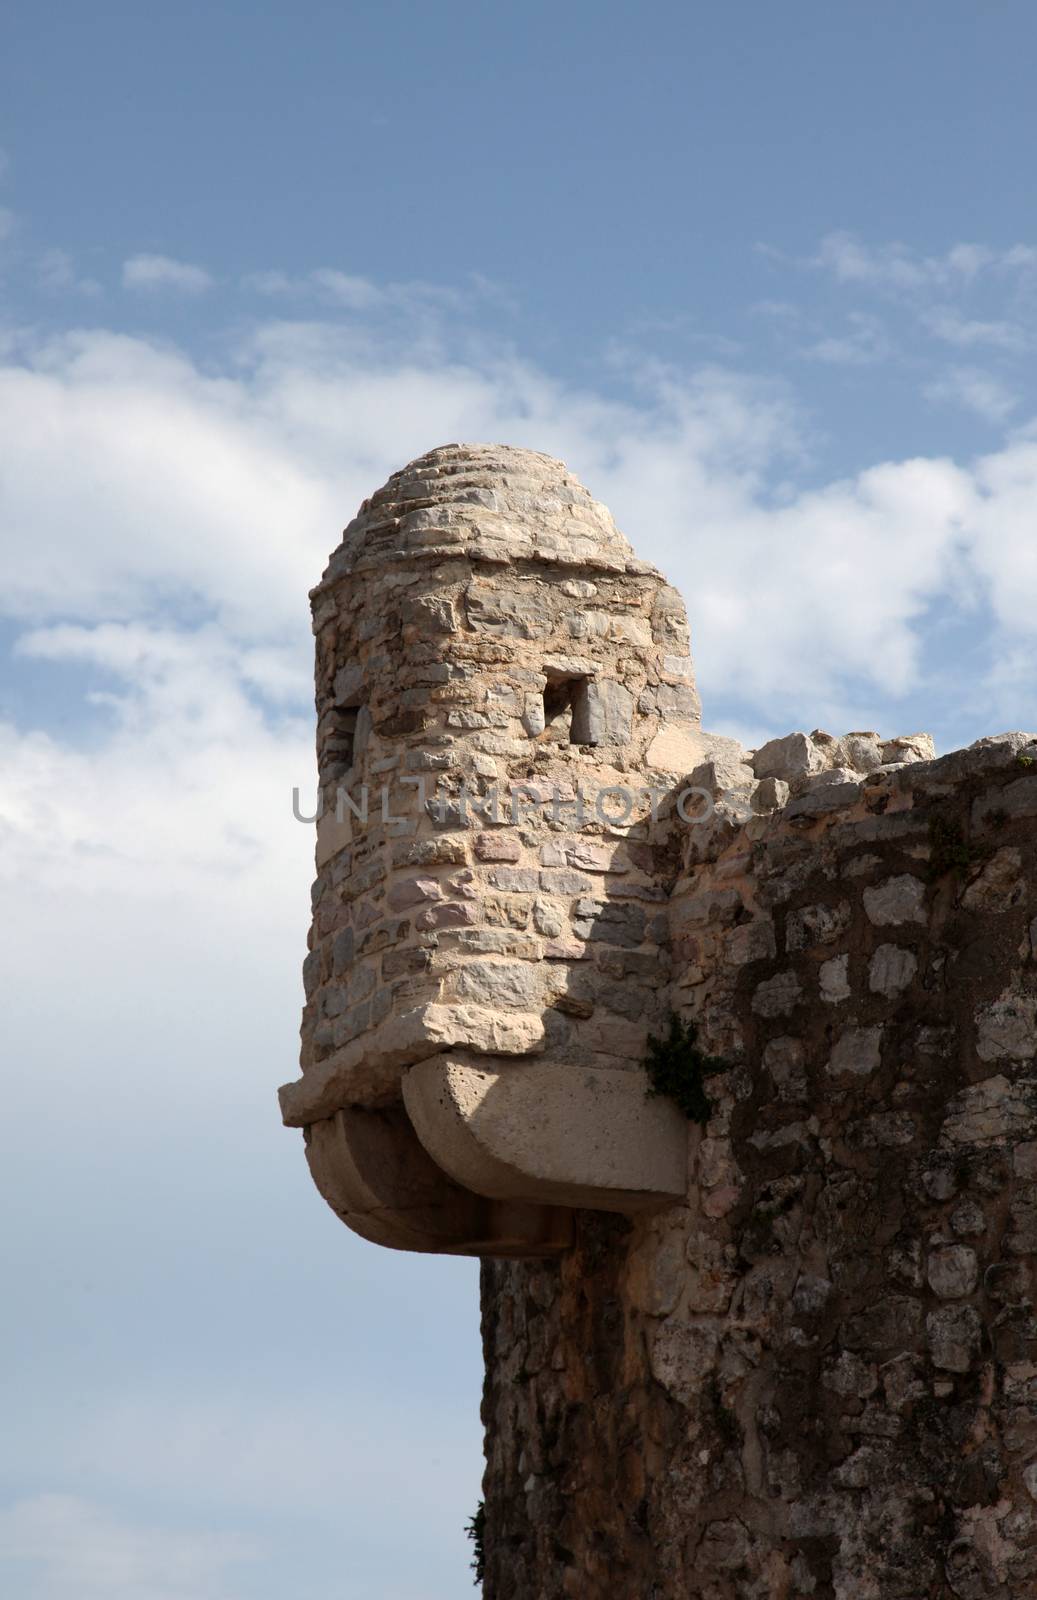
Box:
[321,443,654,583]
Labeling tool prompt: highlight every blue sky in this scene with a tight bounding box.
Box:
[3,4,1037,1596]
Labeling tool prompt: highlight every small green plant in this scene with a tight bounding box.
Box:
[643,1013,727,1124]
[1016,752,1035,769]
[466,1501,486,1586]
[926,814,985,884]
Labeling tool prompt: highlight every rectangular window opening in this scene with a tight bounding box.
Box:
[542,677,596,746]
[327,705,361,773]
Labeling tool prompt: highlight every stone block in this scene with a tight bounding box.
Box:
[752,776,789,812]
[828,1025,883,1078]
[454,960,543,1010]
[487,867,540,894]
[752,971,803,1018]
[538,869,592,896]
[474,831,521,863]
[928,1304,982,1372]
[869,944,918,997]
[819,953,851,1003]
[570,678,634,746]
[387,875,443,910]
[752,732,825,782]
[863,874,927,926]
[880,732,935,765]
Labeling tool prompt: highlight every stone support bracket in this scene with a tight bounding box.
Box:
[402,1053,689,1214]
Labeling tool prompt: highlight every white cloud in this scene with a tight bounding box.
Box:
[308,267,386,309]
[925,366,1019,423]
[814,231,931,290]
[0,1495,257,1600]
[244,267,381,307]
[0,328,336,632]
[38,248,101,296]
[0,312,1031,732]
[968,432,1037,634]
[1001,244,1037,271]
[122,254,213,293]
[2,622,311,901]
[760,232,1037,404]
[922,307,1027,352]
[812,231,1030,292]
[241,266,506,321]
[805,310,890,365]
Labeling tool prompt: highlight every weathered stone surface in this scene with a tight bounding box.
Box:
[820,952,851,1002]
[284,444,1037,1599]
[570,677,635,746]
[403,1054,688,1213]
[881,731,936,764]
[828,1024,884,1078]
[751,969,803,1017]
[787,899,850,950]
[863,873,927,926]
[975,989,1037,1062]
[752,730,825,781]
[927,1244,979,1298]
[751,774,789,812]
[962,846,1025,910]
[869,942,918,997]
[305,1103,570,1256]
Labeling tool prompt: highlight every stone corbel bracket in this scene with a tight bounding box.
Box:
[304,1100,574,1258]
[299,1056,689,1259]
[402,1054,690,1215]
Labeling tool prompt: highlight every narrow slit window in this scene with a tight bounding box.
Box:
[542,677,596,745]
[327,706,361,774]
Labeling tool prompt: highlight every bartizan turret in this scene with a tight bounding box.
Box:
[280,443,711,1252]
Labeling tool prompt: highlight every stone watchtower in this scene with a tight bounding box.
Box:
[282,445,1037,1598]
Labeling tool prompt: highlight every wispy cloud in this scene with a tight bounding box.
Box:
[924,365,1019,423]
[810,232,1030,292]
[122,254,213,293]
[243,267,383,308]
[759,231,1037,379]
[804,310,891,366]
[39,248,101,297]
[1001,244,1037,271]
[922,306,1028,353]
[241,264,505,319]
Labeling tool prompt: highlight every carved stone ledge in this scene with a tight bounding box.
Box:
[402,1054,689,1214]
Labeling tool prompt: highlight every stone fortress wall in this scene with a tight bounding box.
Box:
[282,445,1037,1598]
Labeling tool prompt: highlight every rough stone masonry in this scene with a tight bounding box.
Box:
[281,444,1037,1598]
